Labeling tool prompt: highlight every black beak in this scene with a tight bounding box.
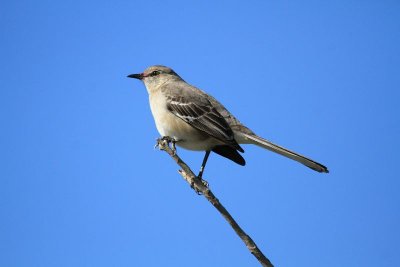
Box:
[127,73,143,80]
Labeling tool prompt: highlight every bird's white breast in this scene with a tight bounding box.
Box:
[149,91,171,137]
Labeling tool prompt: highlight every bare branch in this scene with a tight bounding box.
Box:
[156,138,274,267]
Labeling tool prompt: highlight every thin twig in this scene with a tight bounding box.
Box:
[156,138,274,267]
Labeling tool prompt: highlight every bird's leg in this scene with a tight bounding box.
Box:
[188,151,211,194]
[171,140,176,155]
[196,151,211,188]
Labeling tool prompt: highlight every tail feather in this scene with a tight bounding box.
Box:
[242,133,328,173]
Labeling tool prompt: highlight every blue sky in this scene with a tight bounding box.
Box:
[1,1,399,266]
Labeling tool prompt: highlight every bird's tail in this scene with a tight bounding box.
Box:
[240,133,329,173]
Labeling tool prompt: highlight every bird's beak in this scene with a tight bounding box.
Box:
[127,73,143,80]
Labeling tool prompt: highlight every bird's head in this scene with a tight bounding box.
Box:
[127,65,182,89]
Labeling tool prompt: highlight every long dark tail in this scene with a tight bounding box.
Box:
[242,133,328,173]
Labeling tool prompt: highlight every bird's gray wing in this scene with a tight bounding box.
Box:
[166,95,244,152]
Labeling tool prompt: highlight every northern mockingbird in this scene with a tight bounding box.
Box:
[128,65,328,177]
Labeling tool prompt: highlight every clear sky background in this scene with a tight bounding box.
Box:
[1,1,399,266]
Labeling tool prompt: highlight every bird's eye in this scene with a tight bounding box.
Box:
[151,70,160,76]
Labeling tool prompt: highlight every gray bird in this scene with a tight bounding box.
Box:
[128,65,328,177]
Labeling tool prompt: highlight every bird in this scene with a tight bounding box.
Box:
[127,65,328,178]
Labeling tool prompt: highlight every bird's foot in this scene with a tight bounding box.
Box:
[194,164,209,194]
[199,177,209,188]
[190,176,209,195]
[155,136,177,155]
[190,182,201,195]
